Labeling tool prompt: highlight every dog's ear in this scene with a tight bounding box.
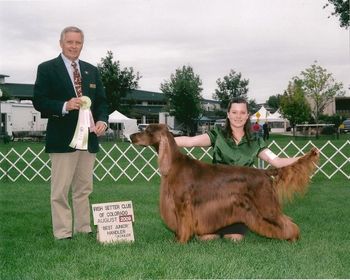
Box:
[158,135,172,175]
[304,147,320,164]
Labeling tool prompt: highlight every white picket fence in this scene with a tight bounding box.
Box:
[0,140,349,182]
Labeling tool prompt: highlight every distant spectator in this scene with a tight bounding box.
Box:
[252,122,260,138]
[263,122,270,141]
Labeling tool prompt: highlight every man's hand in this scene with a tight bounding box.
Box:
[95,121,107,136]
[66,97,82,111]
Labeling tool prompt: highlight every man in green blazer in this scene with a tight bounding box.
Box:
[33,26,108,240]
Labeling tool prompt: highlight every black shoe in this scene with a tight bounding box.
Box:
[77,231,94,237]
[57,236,72,240]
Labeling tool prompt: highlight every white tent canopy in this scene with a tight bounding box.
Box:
[268,109,285,122]
[251,105,270,121]
[250,106,289,133]
[108,110,138,139]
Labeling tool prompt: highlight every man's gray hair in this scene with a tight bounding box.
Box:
[60,26,84,42]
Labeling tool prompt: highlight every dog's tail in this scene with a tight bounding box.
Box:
[265,148,319,204]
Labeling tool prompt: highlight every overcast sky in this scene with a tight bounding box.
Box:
[0,0,349,103]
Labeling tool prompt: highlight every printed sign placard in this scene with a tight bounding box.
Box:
[92,201,134,225]
[92,201,134,243]
[97,223,134,243]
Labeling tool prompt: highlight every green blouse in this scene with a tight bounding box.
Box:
[207,125,267,167]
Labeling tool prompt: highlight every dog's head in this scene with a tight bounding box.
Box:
[130,124,170,148]
[305,147,320,166]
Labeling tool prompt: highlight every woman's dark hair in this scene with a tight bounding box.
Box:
[224,98,252,144]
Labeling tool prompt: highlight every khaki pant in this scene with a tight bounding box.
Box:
[50,151,96,239]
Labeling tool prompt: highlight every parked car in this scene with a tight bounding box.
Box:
[167,125,184,137]
[137,123,149,131]
[214,119,226,128]
[340,119,350,133]
[137,123,184,136]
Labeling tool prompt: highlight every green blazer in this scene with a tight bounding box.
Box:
[33,55,108,153]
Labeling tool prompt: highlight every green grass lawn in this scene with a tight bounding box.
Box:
[1,175,350,279]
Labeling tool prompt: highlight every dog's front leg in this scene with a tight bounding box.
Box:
[174,199,194,243]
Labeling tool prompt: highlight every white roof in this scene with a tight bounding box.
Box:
[251,105,270,120]
[108,110,133,122]
[269,109,283,119]
[108,110,138,139]
[251,106,286,122]
[254,105,270,119]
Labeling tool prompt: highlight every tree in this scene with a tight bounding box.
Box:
[323,0,350,29]
[0,86,12,101]
[319,113,346,138]
[248,99,259,115]
[213,69,249,109]
[266,94,282,112]
[160,65,203,135]
[280,78,311,136]
[97,51,141,114]
[300,62,345,137]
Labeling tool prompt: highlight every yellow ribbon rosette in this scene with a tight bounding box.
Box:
[69,96,95,150]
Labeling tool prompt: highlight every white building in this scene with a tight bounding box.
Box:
[0,100,47,138]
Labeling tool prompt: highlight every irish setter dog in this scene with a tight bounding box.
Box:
[130,124,319,243]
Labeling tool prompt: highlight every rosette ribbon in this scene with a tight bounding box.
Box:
[69,96,96,150]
